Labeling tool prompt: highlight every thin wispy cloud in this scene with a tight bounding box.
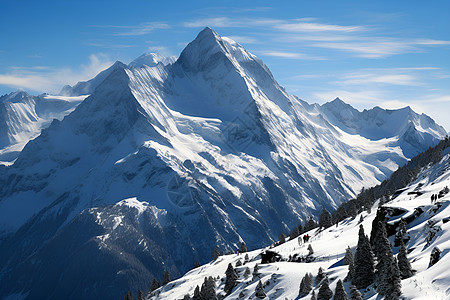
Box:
[226,35,259,44]
[274,22,363,32]
[92,22,170,36]
[260,51,325,60]
[85,42,136,49]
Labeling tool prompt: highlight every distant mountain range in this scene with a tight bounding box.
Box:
[0,27,446,300]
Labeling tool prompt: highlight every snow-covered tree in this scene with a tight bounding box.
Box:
[239,242,247,253]
[225,263,238,295]
[308,244,314,256]
[333,279,348,300]
[317,277,333,300]
[149,278,161,292]
[243,266,251,277]
[200,276,217,300]
[253,263,261,278]
[255,280,266,299]
[319,208,333,229]
[353,225,375,289]
[244,253,249,263]
[374,222,401,299]
[315,267,325,285]
[163,270,171,285]
[394,219,408,246]
[311,290,317,300]
[193,285,201,300]
[345,258,355,282]
[236,259,242,267]
[349,286,363,300]
[343,246,353,265]
[299,272,313,296]
[397,241,413,279]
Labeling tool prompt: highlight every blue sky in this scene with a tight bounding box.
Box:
[1,0,449,130]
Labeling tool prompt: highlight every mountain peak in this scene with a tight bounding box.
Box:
[128,53,176,68]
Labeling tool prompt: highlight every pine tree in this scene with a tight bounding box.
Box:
[311,290,317,300]
[123,291,133,300]
[279,233,286,244]
[193,285,201,300]
[299,272,313,296]
[319,208,333,229]
[394,219,408,246]
[149,278,161,292]
[163,270,171,285]
[315,267,325,285]
[290,226,300,240]
[345,258,355,282]
[182,294,190,300]
[244,253,249,263]
[243,266,251,277]
[255,280,266,299]
[253,263,261,278]
[349,286,363,300]
[317,277,333,300]
[397,241,413,279]
[343,246,353,265]
[353,225,375,289]
[333,279,348,300]
[236,259,242,267]
[239,242,247,253]
[212,246,221,260]
[200,276,217,300]
[374,222,401,299]
[305,217,318,232]
[137,290,144,300]
[225,263,238,295]
[308,244,314,255]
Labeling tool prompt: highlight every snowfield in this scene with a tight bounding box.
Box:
[151,153,450,299]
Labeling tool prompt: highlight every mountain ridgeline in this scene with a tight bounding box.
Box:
[0,28,447,299]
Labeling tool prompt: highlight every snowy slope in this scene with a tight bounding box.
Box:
[0,91,85,165]
[129,52,177,68]
[151,151,450,300]
[0,28,447,300]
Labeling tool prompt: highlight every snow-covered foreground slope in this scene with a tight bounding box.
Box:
[0,91,86,165]
[0,28,447,299]
[152,151,450,300]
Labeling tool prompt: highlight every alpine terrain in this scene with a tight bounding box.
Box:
[0,28,446,299]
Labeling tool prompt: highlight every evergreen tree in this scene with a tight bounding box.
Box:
[123,291,133,300]
[137,290,144,300]
[193,286,201,300]
[239,242,247,253]
[255,280,267,299]
[345,258,355,282]
[353,225,375,289]
[200,276,217,300]
[343,246,353,265]
[236,259,242,267]
[244,253,249,263]
[243,266,251,277]
[182,294,190,300]
[319,208,333,229]
[374,222,401,299]
[315,267,325,285]
[308,244,314,256]
[394,219,408,246]
[225,263,238,295]
[333,279,348,300]
[279,233,286,244]
[397,241,413,279]
[305,217,318,232]
[311,290,317,300]
[253,263,261,278]
[149,278,161,292]
[317,277,333,300]
[163,270,171,285]
[290,226,300,240]
[299,272,313,296]
[212,246,221,260]
[349,286,363,300]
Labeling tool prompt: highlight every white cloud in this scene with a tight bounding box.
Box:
[92,22,170,36]
[226,36,259,44]
[260,51,324,60]
[338,74,417,86]
[274,22,363,32]
[0,53,113,94]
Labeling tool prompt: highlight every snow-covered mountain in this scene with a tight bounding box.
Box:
[148,143,450,300]
[0,91,85,165]
[128,53,177,68]
[0,28,447,299]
